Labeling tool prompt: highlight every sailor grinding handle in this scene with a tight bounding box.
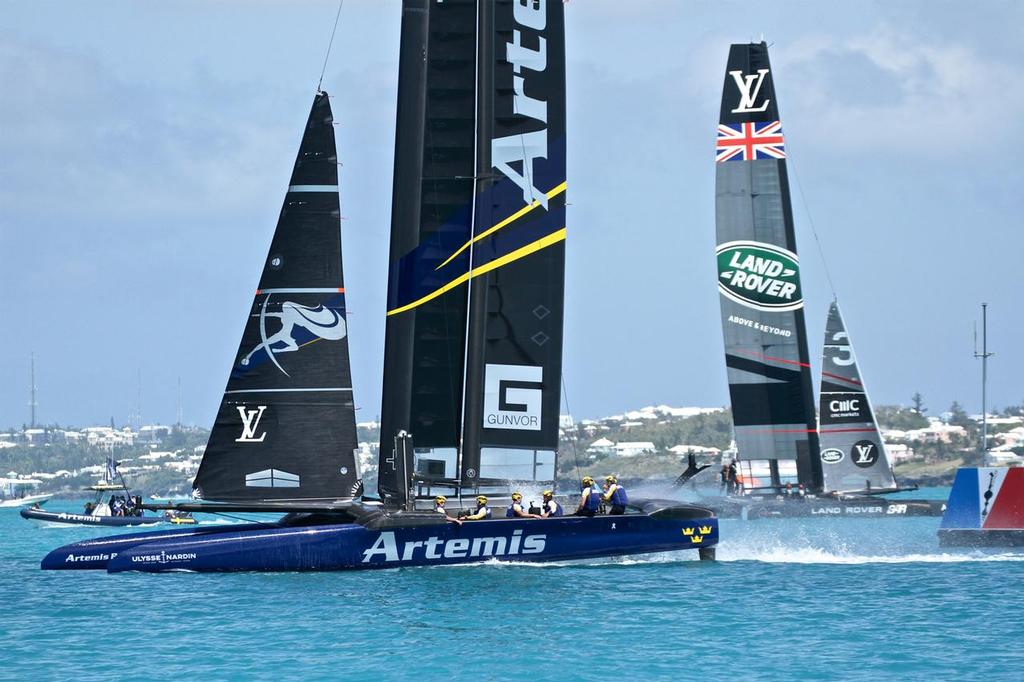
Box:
[602,476,628,515]
[575,477,602,517]
[464,495,492,520]
[506,492,542,519]
[434,495,463,526]
[540,490,563,518]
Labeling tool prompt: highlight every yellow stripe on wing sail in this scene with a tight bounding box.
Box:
[435,182,567,271]
[387,228,567,317]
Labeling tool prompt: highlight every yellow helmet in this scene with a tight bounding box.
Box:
[476,495,488,504]
[582,476,594,486]
[605,475,618,484]
[542,490,554,498]
[511,492,523,501]
[434,495,447,504]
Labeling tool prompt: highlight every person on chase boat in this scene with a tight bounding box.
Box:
[506,492,542,519]
[575,476,602,517]
[464,495,492,520]
[540,490,563,518]
[434,495,463,526]
[602,475,628,515]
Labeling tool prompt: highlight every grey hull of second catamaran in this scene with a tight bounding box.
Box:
[696,495,944,520]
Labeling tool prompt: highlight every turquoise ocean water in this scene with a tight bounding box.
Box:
[2,492,1022,681]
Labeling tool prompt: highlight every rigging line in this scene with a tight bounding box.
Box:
[317,0,345,92]
[786,147,837,301]
[209,511,282,528]
[560,373,583,492]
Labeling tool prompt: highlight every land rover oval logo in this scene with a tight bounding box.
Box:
[821,448,844,464]
[716,240,803,312]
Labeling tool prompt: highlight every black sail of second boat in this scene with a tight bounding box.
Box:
[379,0,566,505]
[819,301,898,493]
[714,43,822,491]
[192,92,361,503]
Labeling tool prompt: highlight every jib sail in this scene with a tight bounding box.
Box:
[714,42,822,491]
[379,0,566,505]
[193,92,361,503]
[818,301,897,493]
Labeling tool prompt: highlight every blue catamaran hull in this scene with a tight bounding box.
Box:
[42,510,718,572]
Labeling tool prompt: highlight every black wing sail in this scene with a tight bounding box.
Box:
[461,0,566,484]
[378,0,478,503]
[378,0,565,503]
[714,43,822,491]
[193,92,360,503]
[818,301,898,492]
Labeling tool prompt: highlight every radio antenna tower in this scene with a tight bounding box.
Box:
[974,303,994,463]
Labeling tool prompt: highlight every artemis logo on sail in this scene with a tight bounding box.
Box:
[235,405,268,443]
[717,241,803,312]
[361,529,546,564]
[493,0,550,208]
[483,364,543,431]
[729,69,771,114]
[241,299,347,376]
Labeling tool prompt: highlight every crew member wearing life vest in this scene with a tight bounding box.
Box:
[434,495,463,525]
[575,476,602,517]
[602,475,628,515]
[464,495,492,520]
[506,492,542,519]
[540,490,563,518]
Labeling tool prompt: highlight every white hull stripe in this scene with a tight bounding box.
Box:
[225,388,353,394]
[288,185,338,192]
[256,288,345,294]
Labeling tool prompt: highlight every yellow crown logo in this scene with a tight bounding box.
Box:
[699,525,713,535]
[689,535,704,544]
[682,527,694,536]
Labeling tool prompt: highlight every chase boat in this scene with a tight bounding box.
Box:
[41,0,718,573]
[0,477,52,508]
[22,456,195,527]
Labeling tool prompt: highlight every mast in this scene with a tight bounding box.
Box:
[459,0,494,486]
[714,42,822,491]
[975,302,993,462]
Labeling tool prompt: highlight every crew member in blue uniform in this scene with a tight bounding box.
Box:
[434,495,463,525]
[602,475,628,515]
[540,490,563,518]
[506,492,541,519]
[575,476,602,517]
[464,495,492,520]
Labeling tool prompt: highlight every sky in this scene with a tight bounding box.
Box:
[2,0,1023,428]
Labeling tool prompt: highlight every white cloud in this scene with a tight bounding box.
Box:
[774,26,1021,156]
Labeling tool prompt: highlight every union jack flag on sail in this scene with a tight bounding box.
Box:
[716,121,786,163]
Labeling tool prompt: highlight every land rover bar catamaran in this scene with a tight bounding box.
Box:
[690,41,941,519]
[41,0,717,573]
